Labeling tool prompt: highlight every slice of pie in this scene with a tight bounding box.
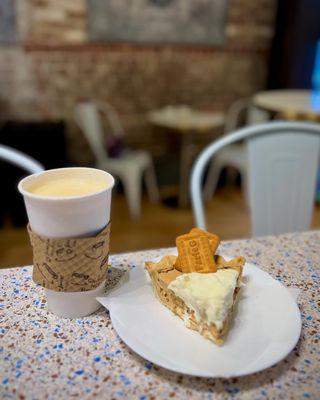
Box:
[145,229,245,345]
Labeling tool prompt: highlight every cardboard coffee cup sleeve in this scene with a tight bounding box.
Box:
[28,223,111,292]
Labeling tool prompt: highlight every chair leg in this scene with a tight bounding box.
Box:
[203,160,223,202]
[145,161,160,203]
[240,167,250,206]
[225,167,238,186]
[122,168,142,220]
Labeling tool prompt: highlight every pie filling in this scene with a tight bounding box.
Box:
[168,269,240,330]
[145,228,245,344]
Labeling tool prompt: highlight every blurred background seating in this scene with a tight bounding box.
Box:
[0,144,44,174]
[0,121,67,226]
[192,121,320,235]
[203,98,251,202]
[74,101,159,219]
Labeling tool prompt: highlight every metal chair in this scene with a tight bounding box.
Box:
[203,98,251,201]
[191,121,320,236]
[74,101,159,220]
[0,144,44,174]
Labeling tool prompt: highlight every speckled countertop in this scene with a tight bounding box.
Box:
[1,231,319,399]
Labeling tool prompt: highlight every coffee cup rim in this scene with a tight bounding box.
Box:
[18,167,115,202]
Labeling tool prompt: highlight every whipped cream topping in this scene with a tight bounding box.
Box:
[168,269,239,330]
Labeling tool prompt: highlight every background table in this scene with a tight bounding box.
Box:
[1,231,319,399]
[251,89,320,122]
[148,106,225,207]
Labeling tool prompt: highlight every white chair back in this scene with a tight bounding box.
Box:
[191,121,320,236]
[74,102,108,165]
[224,98,251,134]
[98,102,125,138]
[0,144,44,174]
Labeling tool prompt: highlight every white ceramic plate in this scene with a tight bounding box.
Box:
[97,258,301,378]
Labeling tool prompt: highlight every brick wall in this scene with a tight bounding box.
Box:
[0,0,277,163]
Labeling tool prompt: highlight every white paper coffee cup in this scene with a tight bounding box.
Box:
[18,167,115,318]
